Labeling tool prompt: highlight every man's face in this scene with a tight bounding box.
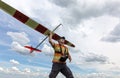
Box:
[58,38,65,44]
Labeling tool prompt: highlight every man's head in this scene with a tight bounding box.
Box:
[58,36,65,44]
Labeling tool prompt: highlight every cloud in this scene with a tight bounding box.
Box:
[10,67,20,72]
[7,32,37,56]
[74,52,109,65]
[72,52,120,75]
[85,73,120,78]
[10,59,20,65]
[3,0,61,27]
[11,41,29,54]
[83,53,108,64]
[0,66,120,78]
[0,67,40,78]
[0,66,67,78]
[42,44,54,56]
[7,32,30,45]
[11,41,35,56]
[73,52,113,72]
[102,23,120,42]
[0,67,4,71]
[23,68,31,73]
[50,0,75,8]
[0,61,120,78]
[50,0,120,28]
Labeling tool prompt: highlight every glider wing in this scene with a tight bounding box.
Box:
[0,0,75,47]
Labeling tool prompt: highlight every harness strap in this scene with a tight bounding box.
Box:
[59,44,67,56]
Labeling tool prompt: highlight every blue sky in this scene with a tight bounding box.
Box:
[1,0,120,78]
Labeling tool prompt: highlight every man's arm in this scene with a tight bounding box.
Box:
[49,32,55,47]
[68,52,72,62]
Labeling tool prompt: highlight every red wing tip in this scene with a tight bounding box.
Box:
[35,50,42,52]
[24,46,42,52]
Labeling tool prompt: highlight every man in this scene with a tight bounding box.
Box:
[49,32,74,78]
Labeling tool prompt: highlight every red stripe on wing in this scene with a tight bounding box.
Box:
[35,24,48,34]
[13,10,29,23]
[52,33,61,40]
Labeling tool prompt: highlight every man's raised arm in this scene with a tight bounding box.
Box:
[49,32,55,46]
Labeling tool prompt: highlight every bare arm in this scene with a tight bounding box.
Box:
[49,32,55,47]
[68,51,72,62]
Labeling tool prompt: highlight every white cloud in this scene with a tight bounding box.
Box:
[71,51,120,77]
[50,0,75,8]
[83,53,108,64]
[0,67,4,71]
[23,68,31,73]
[10,67,20,72]
[10,59,20,65]
[42,44,54,56]
[0,66,120,78]
[7,32,38,56]
[7,32,30,46]
[74,52,109,65]
[3,0,61,26]
[11,41,35,56]
[50,0,120,28]
[0,62,120,78]
[102,22,120,42]
[11,41,29,54]
[83,72,120,78]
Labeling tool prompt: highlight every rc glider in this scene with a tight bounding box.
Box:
[0,0,75,53]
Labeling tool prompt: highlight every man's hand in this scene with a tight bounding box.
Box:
[49,32,52,36]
